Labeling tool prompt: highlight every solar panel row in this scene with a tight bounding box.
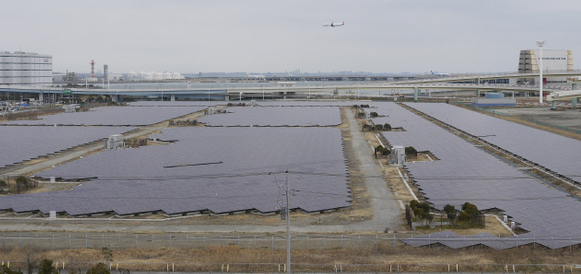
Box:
[1,106,203,126]
[404,103,581,183]
[0,126,136,168]
[372,102,581,248]
[199,107,342,127]
[0,127,351,216]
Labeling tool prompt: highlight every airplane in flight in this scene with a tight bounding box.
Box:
[324,21,345,27]
[431,70,450,76]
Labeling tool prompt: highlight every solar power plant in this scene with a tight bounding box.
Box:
[372,102,581,248]
[0,106,203,126]
[404,103,581,183]
[0,126,136,168]
[198,106,342,127]
[0,127,350,216]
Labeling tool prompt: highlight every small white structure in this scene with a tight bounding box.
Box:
[205,107,216,115]
[106,134,124,149]
[392,145,406,165]
[63,105,78,113]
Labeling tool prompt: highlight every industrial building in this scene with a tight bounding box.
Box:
[0,51,52,86]
[518,49,573,85]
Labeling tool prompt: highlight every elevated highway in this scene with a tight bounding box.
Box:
[1,71,580,102]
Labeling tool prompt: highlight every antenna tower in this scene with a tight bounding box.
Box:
[91,60,95,78]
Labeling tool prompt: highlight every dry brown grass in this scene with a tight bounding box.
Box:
[2,245,580,273]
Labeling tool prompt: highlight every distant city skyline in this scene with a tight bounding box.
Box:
[2,0,581,74]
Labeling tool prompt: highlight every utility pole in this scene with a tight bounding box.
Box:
[285,171,291,273]
[536,40,545,104]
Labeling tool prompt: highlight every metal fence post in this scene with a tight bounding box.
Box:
[203,234,206,249]
[86,234,88,248]
[307,235,309,250]
[169,234,172,249]
[52,234,55,251]
[118,235,121,249]
[68,233,71,249]
[393,235,396,250]
[341,235,343,249]
[102,233,105,248]
[135,235,138,249]
[324,234,326,250]
[152,234,155,249]
[35,234,38,249]
[271,236,273,250]
[254,236,256,249]
[19,233,21,248]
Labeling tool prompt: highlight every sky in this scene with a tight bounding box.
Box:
[2,0,581,74]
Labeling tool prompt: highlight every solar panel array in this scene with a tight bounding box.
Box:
[372,102,581,248]
[199,106,342,127]
[404,103,581,183]
[0,127,350,216]
[128,101,226,107]
[0,126,136,168]
[0,106,203,126]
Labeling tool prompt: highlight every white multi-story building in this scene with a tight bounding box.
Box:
[518,49,573,85]
[0,51,52,86]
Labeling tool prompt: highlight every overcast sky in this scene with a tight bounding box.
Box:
[2,0,580,74]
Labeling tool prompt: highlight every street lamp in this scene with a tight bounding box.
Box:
[536,40,545,104]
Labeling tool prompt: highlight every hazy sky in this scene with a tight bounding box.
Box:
[2,0,581,74]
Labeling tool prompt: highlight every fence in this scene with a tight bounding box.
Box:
[1,231,581,252]
[1,261,580,273]
[0,232,390,251]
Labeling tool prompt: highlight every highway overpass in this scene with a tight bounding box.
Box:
[1,71,580,102]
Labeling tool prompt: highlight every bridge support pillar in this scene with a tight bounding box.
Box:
[477,90,481,97]
[170,94,175,102]
[111,94,119,103]
[477,77,481,85]
[225,95,230,101]
[551,100,557,110]
[573,98,578,108]
[39,92,44,102]
[413,87,419,102]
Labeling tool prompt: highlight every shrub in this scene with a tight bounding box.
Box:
[405,146,418,157]
[86,263,110,274]
[16,176,29,194]
[0,265,21,274]
[444,204,457,223]
[383,123,392,131]
[38,259,57,274]
[457,211,472,222]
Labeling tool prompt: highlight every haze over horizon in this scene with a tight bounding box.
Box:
[2,0,581,75]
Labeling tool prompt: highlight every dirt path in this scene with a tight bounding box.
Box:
[342,108,403,232]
